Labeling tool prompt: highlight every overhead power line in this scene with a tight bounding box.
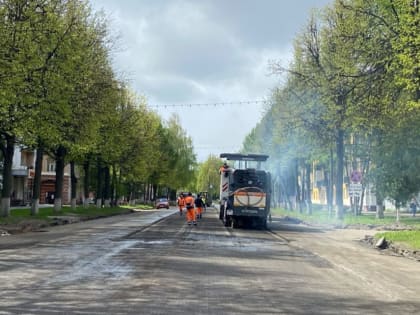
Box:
[147,99,271,108]
[194,145,241,151]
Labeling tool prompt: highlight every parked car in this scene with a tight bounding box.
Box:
[155,198,170,209]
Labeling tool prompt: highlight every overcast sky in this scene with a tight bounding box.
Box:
[89,0,332,161]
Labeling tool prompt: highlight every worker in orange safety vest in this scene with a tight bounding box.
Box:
[177,193,185,216]
[184,192,196,225]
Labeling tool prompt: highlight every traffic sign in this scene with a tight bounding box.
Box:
[349,183,363,197]
[351,170,362,183]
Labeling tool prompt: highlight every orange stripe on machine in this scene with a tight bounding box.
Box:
[234,191,265,197]
[222,183,228,191]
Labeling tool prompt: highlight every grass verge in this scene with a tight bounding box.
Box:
[375,230,420,250]
[0,205,153,230]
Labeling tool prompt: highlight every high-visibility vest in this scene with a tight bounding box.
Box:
[177,197,185,206]
[184,196,194,209]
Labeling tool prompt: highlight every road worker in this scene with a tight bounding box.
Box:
[177,193,185,216]
[202,196,207,212]
[195,194,205,220]
[184,192,196,225]
[219,162,230,177]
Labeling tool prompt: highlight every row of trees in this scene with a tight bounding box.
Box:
[195,155,222,201]
[0,0,196,216]
[242,0,419,218]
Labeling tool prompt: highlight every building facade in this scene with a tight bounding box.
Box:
[8,147,71,206]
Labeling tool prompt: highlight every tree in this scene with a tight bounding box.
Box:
[162,114,196,193]
[0,0,51,216]
[336,0,420,217]
[196,155,222,201]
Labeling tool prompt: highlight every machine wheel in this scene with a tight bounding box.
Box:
[262,218,267,229]
[223,206,231,227]
[259,218,267,229]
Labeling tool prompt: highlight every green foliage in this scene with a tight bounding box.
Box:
[195,155,222,199]
[272,206,420,227]
[158,113,196,190]
[376,231,420,250]
[0,1,197,212]
[370,113,420,206]
[0,205,133,225]
[245,0,420,214]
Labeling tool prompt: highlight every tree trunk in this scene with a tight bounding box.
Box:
[327,147,334,217]
[144,183,149,203]
[336,129,345,219]
[358,158,370,215]
[70,161,77,210]
[54,146,66,213]
[96,158,103,208]
[83,159,90,207]
[299,163,306,213]
[31,146,44,215]
[305,162,312,215]
[1,135,15,217]
[376,195,385,219]
[295,159,301,212]
[103,166,111,207]
[152,184,158,201]
[129,183,135,205]
[111,165,117,206]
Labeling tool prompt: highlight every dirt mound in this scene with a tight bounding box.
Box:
[360,235,420,261]
[0,216,85,235]
[0,219,49,235]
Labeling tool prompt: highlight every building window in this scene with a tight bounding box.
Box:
[47,160,55,172]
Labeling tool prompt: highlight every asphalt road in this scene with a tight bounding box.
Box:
[0,207,419,314]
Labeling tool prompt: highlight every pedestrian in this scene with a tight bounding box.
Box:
[409,197,418,217]
[184,192,196,225]
[195,194,205,220]
[177,193,185,216]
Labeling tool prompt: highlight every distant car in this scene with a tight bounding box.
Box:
[155,198,170,209]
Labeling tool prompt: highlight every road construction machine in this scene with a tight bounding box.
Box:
[219,153,271,228]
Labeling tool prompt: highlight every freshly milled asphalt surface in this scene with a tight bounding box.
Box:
[0,207,419,314]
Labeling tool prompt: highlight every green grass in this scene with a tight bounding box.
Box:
[271,207,420,227]
[0,205,135,226]
[375,230,420,249]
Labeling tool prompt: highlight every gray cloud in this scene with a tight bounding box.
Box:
[91,0,332,160]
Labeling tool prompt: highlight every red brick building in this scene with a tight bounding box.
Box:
[10,148,72,205]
